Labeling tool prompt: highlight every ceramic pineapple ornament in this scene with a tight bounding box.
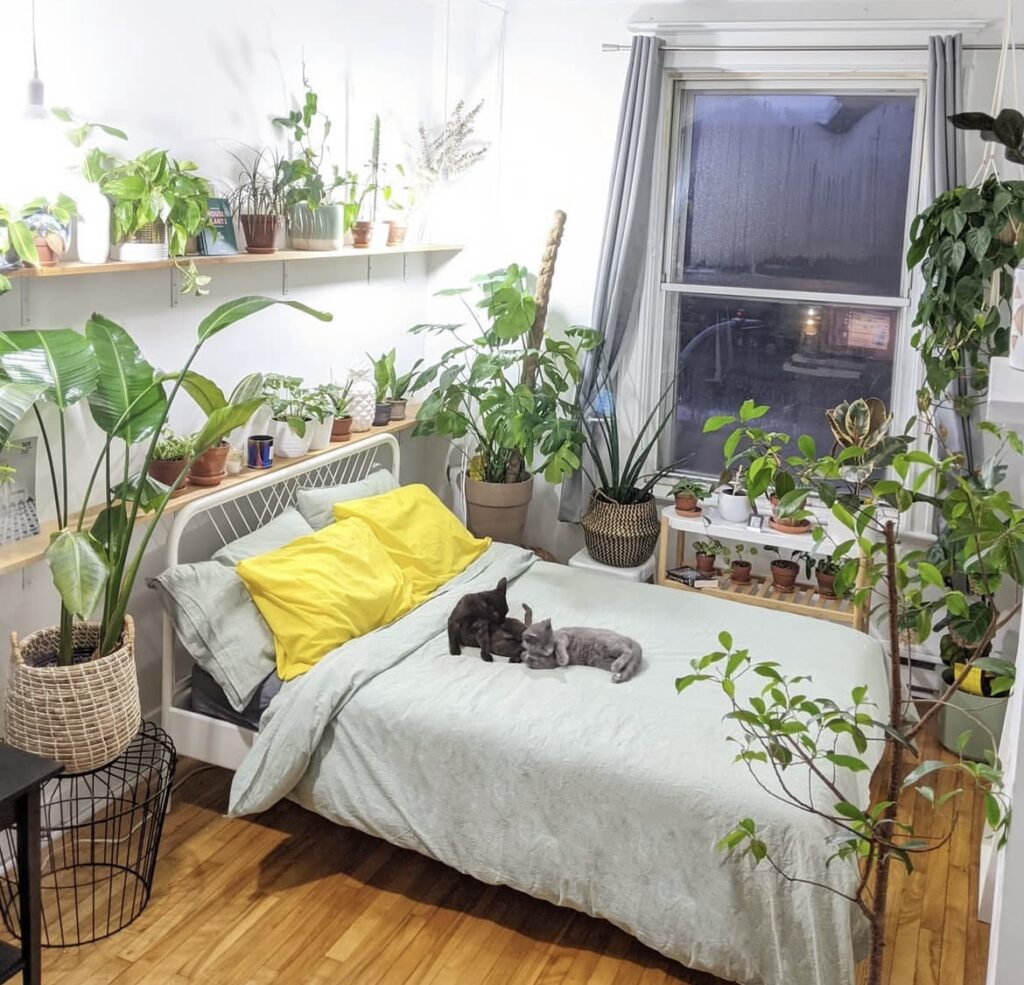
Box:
[348,366,376,432]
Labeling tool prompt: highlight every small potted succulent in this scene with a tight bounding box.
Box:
[303,387,335,451]
[368,350,395,426]
[263,374,313,458]
[670,478,706,515]
[815,556,841,598]
[386,351,431,421]
[729,543,758,584]
[319,381,352,441]
[693,538,726,577]
[148,429,193,497]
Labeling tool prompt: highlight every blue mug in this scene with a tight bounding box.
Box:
[247,435,273,470]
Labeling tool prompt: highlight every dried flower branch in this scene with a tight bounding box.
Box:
[417,99,488,183]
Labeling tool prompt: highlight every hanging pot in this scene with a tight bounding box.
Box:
[5,618,141,774]
[581,490,660,568]
[465,477,534,545]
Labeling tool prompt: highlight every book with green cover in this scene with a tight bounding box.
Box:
[197,198,238,256]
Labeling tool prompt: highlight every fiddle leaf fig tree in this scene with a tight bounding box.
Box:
[0,296,331,663]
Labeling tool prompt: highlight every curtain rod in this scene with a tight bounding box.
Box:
[602,42,1023,53]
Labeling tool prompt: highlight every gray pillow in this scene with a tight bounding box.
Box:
[211,508,313,566]
[295,469,399,530]
[153,562,276,712]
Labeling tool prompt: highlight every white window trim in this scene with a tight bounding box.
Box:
[630,69,934,534]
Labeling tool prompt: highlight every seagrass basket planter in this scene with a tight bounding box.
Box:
[5,616,141,774]
[581,490,661,568]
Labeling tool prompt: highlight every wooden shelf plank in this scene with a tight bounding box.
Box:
[0,415,417,578]
[5,243,462,281]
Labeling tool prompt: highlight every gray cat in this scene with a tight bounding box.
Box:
[521,618,642,683]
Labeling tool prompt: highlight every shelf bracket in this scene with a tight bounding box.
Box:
[19,279,30,326]
[366,257,373,285]
[403,254,408,283]
[169,267,180,307]
[282,259,290,296]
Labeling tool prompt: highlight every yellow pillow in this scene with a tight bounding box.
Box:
[236,519,413,680]
[331,484,490,602]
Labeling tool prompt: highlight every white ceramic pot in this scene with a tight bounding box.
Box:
[348,368,376,432]
[74,184,111,265]
[307,415,334,451]
[718,489,752,524]
[270,418,312,458]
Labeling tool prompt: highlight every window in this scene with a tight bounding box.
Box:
[659,83,921,477]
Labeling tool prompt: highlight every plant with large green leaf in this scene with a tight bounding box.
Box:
[0,296,331,664]
[412,265,601,484]
[0,203,42,295]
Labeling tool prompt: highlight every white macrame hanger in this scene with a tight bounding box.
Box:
[973,0,1019,186]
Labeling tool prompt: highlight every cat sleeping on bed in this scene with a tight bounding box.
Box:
[447,578,533,662]
[521,618,642,683]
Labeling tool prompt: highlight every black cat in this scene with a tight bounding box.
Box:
[448,578,530,662]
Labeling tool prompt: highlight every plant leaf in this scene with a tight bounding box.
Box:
[192,400,265,453]
[0,379,44,447]
[179,370,227,415]
[0,329,98,410]
[45,529,109,620]
[196,296,332,342]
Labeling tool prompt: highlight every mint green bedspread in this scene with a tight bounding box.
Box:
[228,543,889,985]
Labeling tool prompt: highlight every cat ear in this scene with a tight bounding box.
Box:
[523,604,532,626]
[496,577,507,595]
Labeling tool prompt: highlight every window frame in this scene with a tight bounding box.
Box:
[642,72,929,522]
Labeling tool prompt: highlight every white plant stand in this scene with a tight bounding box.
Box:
[568,547,656,583]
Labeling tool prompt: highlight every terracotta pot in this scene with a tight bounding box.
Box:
[388,398,408,421]
[386,221,408,246]
[352,221,386,248]
[770,560,799,592]
[581,491,660,568]
[465,476,534,545]
[816,570,837,598]
[731,560,752,584]
[240,213,282,254]
[32,237,59,266]
[147,458,190,497]
[331,415,353,441]
[674,493,697,512]
[372,403,392,427]
[695,552,717,575]
[189,442,230,487]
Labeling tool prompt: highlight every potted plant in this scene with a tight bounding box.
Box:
[101,149,212,294]
[414,252,600,545]
[230,146,286,254]
[716,467,753,524]
[693,539,726,577]
[0,296,330,773]
[302,386,335,451]
[262,373,313,458]
[384,163,414,246]
[385,350,430,421]
[367,351,394,426]
[1,204,43,292]
[814,556,841,598]
[768,555,799,592]
[353,115,387,249]
[729,543,758,584]
[319,381,352,440]
[274,74,347,251]
[149,428,193,497]
[19,195,78,267]
[670,478,706,515]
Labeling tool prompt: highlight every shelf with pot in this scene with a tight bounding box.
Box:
[0,412,417,579]
[655,501,869,631]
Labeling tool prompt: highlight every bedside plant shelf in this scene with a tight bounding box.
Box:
[0,415,417,579]
[655,504,869,631]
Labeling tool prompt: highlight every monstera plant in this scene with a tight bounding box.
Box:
[0,296,330,772]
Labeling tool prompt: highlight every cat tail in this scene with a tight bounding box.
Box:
[447,619,462,655]
[610,644,642,683]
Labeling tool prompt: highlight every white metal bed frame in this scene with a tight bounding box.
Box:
[160,434,401,770]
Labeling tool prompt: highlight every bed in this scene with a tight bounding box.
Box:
[160,436,889,985]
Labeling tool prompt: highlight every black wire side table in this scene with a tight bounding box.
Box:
[0,722,176,946]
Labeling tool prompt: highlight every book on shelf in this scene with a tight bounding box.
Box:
[197,198,238,256]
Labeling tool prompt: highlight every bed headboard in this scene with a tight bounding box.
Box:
[160,433,400,765]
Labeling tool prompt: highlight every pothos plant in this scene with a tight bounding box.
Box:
[412,265,602,484]
[0,297,331,664]
[680,397,1023,985]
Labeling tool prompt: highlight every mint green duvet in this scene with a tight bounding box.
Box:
[228,543,888,985]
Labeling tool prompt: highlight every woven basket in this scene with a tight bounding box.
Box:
[5,617,141,774]
[581,491,661,568]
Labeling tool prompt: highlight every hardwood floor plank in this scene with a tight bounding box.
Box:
[7,724,990,985]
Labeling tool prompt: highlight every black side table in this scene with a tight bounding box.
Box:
[0,746,62,985]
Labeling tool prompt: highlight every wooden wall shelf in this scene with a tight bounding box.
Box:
[4,244,463,282]
[0,415,417,578]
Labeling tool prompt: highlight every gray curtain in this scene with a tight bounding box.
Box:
[927,34,970,469]
[559,35,664,522]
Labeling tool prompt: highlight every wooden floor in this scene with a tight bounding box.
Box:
[4,726,989,985]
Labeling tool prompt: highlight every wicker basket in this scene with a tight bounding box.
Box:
[581,491,661,568]
[5,617,141,774]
